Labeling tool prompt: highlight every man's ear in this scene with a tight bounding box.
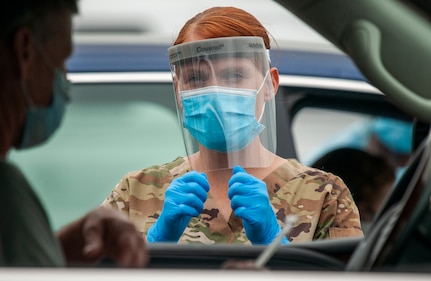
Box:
[13,27,36,79]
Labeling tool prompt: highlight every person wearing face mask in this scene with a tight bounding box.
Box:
[0,0,149,267]
[102,6,363,245]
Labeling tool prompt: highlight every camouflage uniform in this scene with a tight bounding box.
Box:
[102,157,363,244]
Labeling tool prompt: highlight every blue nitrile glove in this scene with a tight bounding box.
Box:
[228,166,289,245]
[146,171,210,243]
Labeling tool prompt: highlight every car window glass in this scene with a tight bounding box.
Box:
[292,108,368,166]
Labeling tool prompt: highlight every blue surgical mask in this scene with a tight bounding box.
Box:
[17,70,70,149]
[181,86,265,152]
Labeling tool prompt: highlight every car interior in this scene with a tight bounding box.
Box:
[273,0,431,272]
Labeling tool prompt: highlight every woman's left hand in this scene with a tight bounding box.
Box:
[228,166,289,245]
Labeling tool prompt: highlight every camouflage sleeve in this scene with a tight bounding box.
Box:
[100,172,134,218]
[99,157,188,230]
[314,173,363,239]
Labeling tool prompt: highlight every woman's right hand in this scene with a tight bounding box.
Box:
[146,171,210,243]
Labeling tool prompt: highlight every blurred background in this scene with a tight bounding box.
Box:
[72,0,334,49]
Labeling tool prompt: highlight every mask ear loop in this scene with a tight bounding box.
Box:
[19,80,35,109]
[257,103,266,123]
[35,41,71,100]
[256,70,270,122]
[34,39,56,71]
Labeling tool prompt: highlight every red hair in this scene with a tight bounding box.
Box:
[173,6,271,49]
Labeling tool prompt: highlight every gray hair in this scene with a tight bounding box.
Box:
[0,0,79,45]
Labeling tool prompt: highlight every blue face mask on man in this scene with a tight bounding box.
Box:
[181,86,265,152]
[17,69,70,149]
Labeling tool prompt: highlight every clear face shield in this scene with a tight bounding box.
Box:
[169,36,277,172]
